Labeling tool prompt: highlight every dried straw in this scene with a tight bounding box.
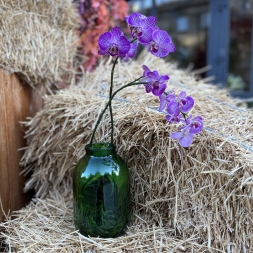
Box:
[0,188,224,252]
[0,0,79,89]
[1,52,253,252]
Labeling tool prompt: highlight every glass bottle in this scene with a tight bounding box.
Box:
[73,143,130,238]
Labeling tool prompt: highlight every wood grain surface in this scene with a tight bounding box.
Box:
[0,69,44,221]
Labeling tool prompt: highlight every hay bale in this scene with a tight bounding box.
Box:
[2,53,253,252]
[0,188,219,252]
[0,0,79,88]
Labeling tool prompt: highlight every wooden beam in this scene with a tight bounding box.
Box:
[0,69,44,221]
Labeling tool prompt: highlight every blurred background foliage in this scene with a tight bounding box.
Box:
[74,0,129,71]
[74,0,253,104]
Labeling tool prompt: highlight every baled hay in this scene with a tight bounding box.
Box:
[0,0,79,88]
[0,188,222,253]
[2,53,253,252]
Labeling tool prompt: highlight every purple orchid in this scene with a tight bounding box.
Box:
[178,91,195,113]
[186,116,203,135]
[123,41,138,62]
[158,91,176,112]
[166,100,181,117]
[125,12,157,45]
[171,116,203,147]
[142,65,169,96]
[94,12,203,149]
[148,30,176,58]
[142,65,151,77]
[98,27,130,58]
[170,129,194,147]
[166,91,194,117]
[165,114,184,124]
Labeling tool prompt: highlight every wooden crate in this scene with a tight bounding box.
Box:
[0,68,44,221]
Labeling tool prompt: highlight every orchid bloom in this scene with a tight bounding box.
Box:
[96,12,203,148]
[125,12,157,45]
[149,30,176,58]
[166,91,195,119]
[171,116,203,147]
[98,27,130,58]
[142,65,169,96]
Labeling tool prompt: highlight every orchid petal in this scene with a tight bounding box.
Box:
[178,91,186,100]
[171,131,184,140]
[127,12,146,26]
[149,46,173,58]
[159,94,167,112]
[122,55,130,62]
[128,42,138,58]
[118,36,131,55]
[178,132,193,147]
[138,28,153,44]
[159,75,170,82]
[153,70,159,76]
[143,16,156,28]
[147,71,158,79]
[142,65,151,76]
[167,100,180,116]
[111,27,123,39]
[193,116,203,121]
[152,83,166,96]
[181,96,194,113]
[98,48,108,55]
[159,42,176,53]
[189,118,203,134]
[152,30,171,44]
[166,93,176,101]
[145,83,153,93]
[98,32,112,50]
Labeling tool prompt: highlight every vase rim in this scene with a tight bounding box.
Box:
[85,142,116,151]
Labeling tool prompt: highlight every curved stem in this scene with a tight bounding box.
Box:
[109,56,119,145]
[130,38,137,43]
[181,112,187,121]
[89,80,148,146]
[113,82,147,94]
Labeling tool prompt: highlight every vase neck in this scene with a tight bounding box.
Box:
[85,143,116,157]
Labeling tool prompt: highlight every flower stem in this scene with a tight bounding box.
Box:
[89,80,147,146]
[109,56,119,145]
[181,112,187,122]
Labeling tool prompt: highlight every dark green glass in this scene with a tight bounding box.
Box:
[73,143,130,238]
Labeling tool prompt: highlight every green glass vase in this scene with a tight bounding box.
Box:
[73,143,130,238]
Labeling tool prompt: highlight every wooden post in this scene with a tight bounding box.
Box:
[0,69,44,221]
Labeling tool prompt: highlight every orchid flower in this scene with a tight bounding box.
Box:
[94,12,203,148]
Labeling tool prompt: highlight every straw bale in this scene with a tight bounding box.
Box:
[1,52,253,252]
[0,188,222,252]
[0,0,79,88]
